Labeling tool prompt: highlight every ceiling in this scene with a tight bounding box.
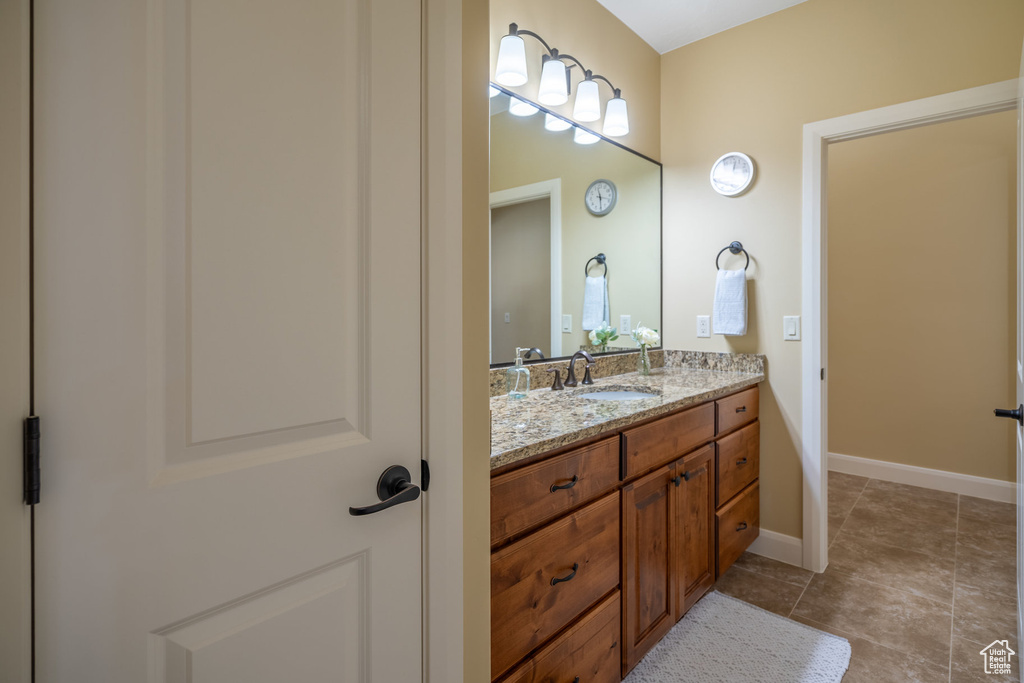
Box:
[594,0,810,54]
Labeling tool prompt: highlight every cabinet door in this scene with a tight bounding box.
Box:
[621,465,676,676]
[675,444,715,616]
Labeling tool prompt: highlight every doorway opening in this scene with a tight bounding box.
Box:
[800,79,1019,573]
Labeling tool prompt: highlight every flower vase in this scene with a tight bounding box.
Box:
[637,345,651,376]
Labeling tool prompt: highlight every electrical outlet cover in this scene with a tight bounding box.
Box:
[697,315,710,338]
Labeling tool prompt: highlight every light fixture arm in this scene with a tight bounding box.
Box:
[588,73,622,99]
[507,23,556,56]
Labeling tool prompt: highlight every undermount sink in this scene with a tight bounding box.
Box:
[578,389,660,401]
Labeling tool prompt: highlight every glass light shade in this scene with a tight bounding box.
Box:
[495,35,528,86]
[573,127,600,145]
[602,97,629,137]
[537,59,568,106]
[489,85,500,98]
[508,98,539,117]
[572,79,601,122]
[544,113,572,132]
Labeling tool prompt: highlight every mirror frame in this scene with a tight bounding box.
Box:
[488,83,663,369]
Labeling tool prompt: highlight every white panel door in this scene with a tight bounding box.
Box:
[33,0,424,681]
[1016,42,1024,664]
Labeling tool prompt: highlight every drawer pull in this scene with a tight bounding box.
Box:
[573,678,580,683]
[550,562,579,586]
[736,522,748,531]
[736,457,748,465]
[549,475,579,493]
[735,406,747,413]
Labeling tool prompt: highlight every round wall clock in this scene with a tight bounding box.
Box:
[585,179,617,216]
[710,152,755,197]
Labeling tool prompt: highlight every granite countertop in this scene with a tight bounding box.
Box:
[490,365,764,470]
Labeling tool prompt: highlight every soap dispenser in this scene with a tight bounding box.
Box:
[506,347,531,400]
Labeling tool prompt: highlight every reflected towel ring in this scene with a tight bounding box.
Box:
[585,253,608,277]
[716,241,750,271]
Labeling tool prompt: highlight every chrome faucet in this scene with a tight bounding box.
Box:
[564,350,595,387]
[523,347,545,360]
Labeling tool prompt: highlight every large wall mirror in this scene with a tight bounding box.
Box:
[490,85,662,366]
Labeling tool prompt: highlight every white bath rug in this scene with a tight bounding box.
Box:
[623,591,851,683]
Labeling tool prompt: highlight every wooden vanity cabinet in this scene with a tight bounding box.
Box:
[491,385,760,682]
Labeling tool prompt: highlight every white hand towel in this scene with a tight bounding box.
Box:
[582,275,609,331]
[713,269,747,336]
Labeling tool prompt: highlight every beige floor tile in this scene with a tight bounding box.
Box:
[827,530,955,604]
[954,584,1019,652]
[829,484,863,520]
[959,495,1016,527]
[864,479,959,505]
[950,636,1018,682]
[731,551,814,587]
[956,542,1017,599]
[829,471,869,495]
[791,615,949,683]
[958,515,1016,553]
[791,570,952,667]
[712,565,806,617]
[841,490,957,558]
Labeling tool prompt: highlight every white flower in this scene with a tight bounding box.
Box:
[631,324,660,347]
[588,329,599,344]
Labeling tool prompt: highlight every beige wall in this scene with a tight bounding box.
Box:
[491,199,552,361]
[828,112,1017,479]
[490,0,661,161]
[463,0,492,679]
[490,108,662,356]
[661,0,1024,537]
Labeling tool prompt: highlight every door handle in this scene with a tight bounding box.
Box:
[994,405,1024,425]
[349,465,421,516]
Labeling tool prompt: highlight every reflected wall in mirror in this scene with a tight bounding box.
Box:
[489,86,662,366]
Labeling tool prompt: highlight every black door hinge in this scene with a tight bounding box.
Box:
[421,459,430,492]
[24,416,40,505]
[821,368,825,381]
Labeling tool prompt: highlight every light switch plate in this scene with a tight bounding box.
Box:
[696,315,710,338]
[504,312,510,324]
[562,314,572,333]
[783,315,801,341]
[619,315,631,334]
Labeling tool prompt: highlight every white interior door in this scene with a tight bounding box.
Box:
[34,1,424,681]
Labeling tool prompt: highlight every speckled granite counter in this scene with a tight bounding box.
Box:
[490,362,764,471]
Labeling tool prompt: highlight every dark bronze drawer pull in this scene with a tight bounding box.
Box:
[550,562,579,586]
[736,522,748,531]
[735,406,747,413]
[736,457,748,465]
[549,475,579,493]
[573,678,580,683]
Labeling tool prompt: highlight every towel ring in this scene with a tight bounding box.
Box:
[585,253,608,277]
[716,241,749,271]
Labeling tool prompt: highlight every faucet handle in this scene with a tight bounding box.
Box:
[547,367,564,391]
[582,363,595,386]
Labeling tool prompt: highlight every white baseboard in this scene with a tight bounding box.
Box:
[828,452,1017,503]
[747,529,804,568]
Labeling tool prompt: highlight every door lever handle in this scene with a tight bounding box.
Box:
[349,465,421,516]
[994,404,1024,426]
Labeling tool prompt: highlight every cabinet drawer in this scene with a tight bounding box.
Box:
[491,493,620,681]
[500,591,621,683]
[716,480,759,577]
[621,402,714,479]
[716,421,759,507]
[491,437,619,547]
[716,386,758,435]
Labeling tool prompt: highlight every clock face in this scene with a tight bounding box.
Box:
[710,153,755,196]
[585,179,617,216]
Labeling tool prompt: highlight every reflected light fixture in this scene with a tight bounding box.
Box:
[544,113,572,132]
[573,127,600,145]
[508,97,539,117]
[493,23,630,137]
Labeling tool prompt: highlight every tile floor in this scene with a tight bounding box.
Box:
[713,472,1018,682]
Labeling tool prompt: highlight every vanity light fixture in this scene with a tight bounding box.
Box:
[544,113,573,132]
[508,96,539,117]
[573,127,600,145]
[494,23,630,137]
